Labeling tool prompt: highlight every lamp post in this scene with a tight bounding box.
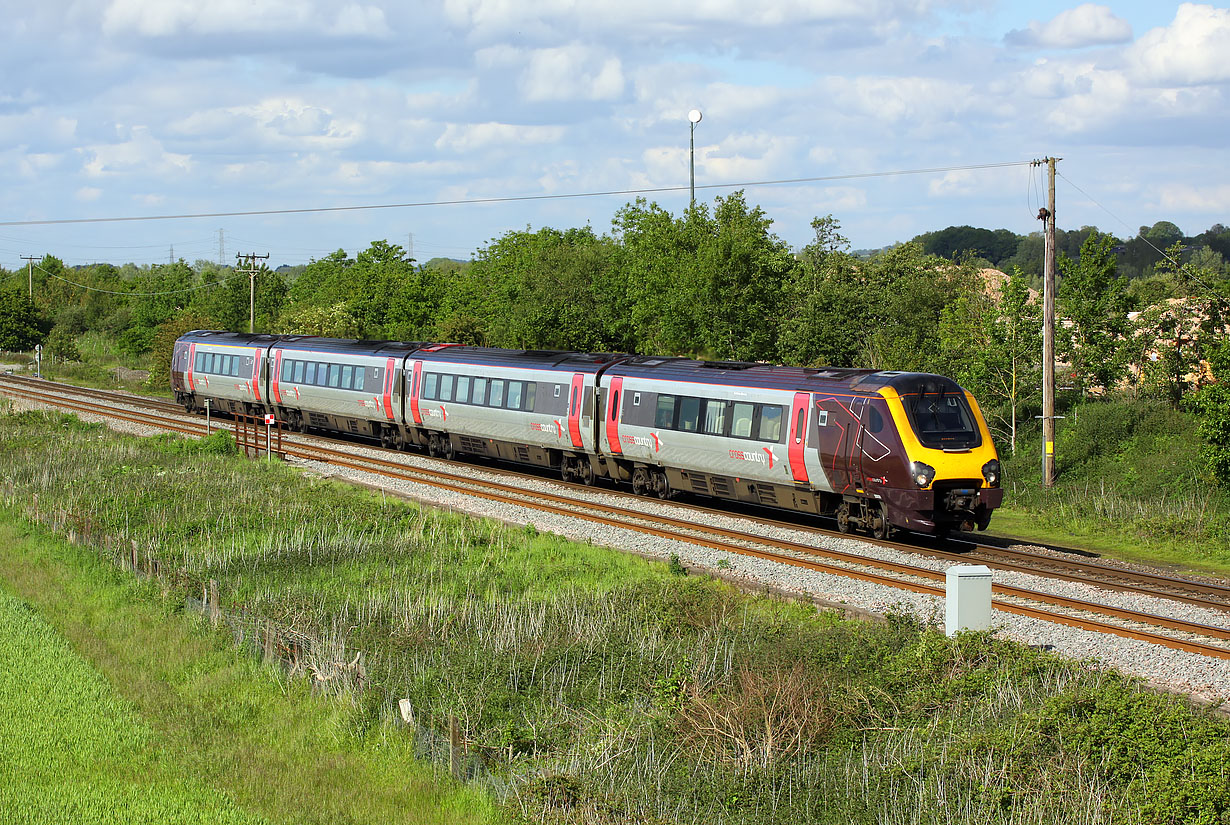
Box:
[688,108,702,209]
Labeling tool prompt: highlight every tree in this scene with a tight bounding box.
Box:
[1058,232,1130,393]
[1187,338,1230,484]
[0,288,43,351]
[778,215,862,367]
[44,327,80,363]
[939,268,1041,453]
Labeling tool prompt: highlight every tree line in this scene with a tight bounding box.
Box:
[2,191,1229,472]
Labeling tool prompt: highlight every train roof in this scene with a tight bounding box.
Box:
[608,356,965,396]
[178,331,427,357]
[414,345,630,373]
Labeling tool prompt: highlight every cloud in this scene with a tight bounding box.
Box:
[520,45,625,101]
[1129,3,1230,86]
[1157,183,1230,213]
[1005,4,1132,49]
[75,186,102,202]
[435,122,566,152]
[80,126,192,178]
[102,0,389,38]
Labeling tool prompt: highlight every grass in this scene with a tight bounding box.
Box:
[2,408,1229,824]
[996,398,1230,576]
[0,514,498,825]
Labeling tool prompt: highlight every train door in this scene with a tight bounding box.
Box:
[604,376,624,454]
[186,343,198,392]
[409,360,423,425]
[813,394,867,494]
[381,358,396,421]
[567,372,584,449]
[787,392,810,484]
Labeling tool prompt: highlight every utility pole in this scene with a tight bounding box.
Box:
[235,252,270,334]
[218,229,225,266]
[21,256,36,299]
[1034,157,1060,487]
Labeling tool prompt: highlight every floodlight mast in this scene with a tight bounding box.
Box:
[688,109,702,209]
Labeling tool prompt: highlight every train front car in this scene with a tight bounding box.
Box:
[863,373,1003,537]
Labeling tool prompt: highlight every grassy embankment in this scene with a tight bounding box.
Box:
[995,399,1230,576]
[0,512,497,823]
[1,407,1228,824]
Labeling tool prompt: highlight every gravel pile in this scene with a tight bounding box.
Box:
[10,386,1230,707]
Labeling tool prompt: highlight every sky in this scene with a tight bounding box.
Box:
[1,1,1228,269]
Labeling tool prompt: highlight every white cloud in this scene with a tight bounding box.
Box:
[521,45,624,101]
[1005,4,1132,49]
[75,186,102,201]
[1157,183,1230,213]
[1129,3,1230,86]
[435,122,566,152]
[102,0,389,38]
[823,75,975,125]
[80,126,192,178]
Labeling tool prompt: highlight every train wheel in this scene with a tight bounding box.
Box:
[578,461,595,486]
[632,468,650,496]
[836,503,851,534]
[653,471,670,499]
[871,503,892,541]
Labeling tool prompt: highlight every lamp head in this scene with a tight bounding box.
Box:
[688,109,702,124]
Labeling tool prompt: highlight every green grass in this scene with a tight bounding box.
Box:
[0,515,499,825]
[2,408,1230,824]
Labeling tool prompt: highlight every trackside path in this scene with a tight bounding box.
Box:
[0,513,498,825]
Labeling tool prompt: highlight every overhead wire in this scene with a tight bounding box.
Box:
[1057,170,1229,305]
[0,160,1036,228]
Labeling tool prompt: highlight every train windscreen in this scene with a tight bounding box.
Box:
[902,390,981,450]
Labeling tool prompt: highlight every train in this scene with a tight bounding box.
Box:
[172,331,1004,538]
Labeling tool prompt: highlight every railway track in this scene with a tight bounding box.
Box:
[5,373,1230,662]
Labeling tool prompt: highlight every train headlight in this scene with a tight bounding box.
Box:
[982,459,1002,488]
[910,461,936,489]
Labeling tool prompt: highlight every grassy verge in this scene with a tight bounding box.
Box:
[0,514,498,825]
[2,409,1229,824]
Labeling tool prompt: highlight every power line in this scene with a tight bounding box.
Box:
[0,160,1035,228]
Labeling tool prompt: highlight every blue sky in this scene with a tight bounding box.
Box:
[1,1,1227,269]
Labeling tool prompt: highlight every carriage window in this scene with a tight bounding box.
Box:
[609,390,620,421]
[757,405,783,442]
[731,403,755,439]
[328,364,342,388]
[293,360,304,383]
[194,352,203,372]
[422,373,438,400]
[507,381,523,410]
[490,379,505,407]
[281,359,292,382]
[231,357,241,377]
[655,395,676,429]
[794,408,806,443]
[354,367,366,393]
[677,397,702,433]
[341,365,354,390]
[524,382,536,412]
[455,375,471,404]
[703,400,727,436]
[440,374,454,402]
[472,377,488,406]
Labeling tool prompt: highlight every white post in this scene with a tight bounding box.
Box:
[204,399,211,434]
[945,565,993,636]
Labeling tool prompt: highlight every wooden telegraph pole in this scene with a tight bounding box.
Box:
[235,252,270,333]
[21,256,36,299]
[1035,157,1060,487]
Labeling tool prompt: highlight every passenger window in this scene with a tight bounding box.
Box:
[293,360,304,383]
[794,408,806,443]
[524,383,536,412]
[655,395,676,429]
[423,373,438,400]
[703,400,727,435]
[281,360,292,382]
[677,397,701,433]
[341,365,354,390]
[507,381,523,410]
[455,375,471,404]
[305,362,317,385]
[440,374,455,402]
[232,357,241,377]
[354,368,366,393]
[490,379,505,407]
[472,377,487,405]
[731,403,754,439]
[328,364,342,388]
[758,405,783,442]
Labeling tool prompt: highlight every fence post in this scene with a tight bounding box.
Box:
[209,579,220,627]
[449,714,461,779]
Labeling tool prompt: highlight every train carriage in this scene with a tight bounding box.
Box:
[404,347,622,482]
[268,337,423,447]
[172,331,280,416]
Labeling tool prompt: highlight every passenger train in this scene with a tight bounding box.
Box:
[172,331,1004,538]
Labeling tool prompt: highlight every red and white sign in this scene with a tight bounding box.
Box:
[264,414,276,425]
